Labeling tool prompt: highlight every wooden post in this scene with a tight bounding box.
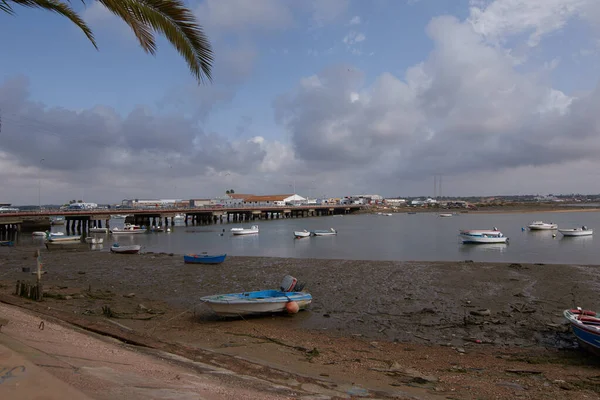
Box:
[36,249,43,301]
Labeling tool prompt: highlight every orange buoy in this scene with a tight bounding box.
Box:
[286,301,300,314]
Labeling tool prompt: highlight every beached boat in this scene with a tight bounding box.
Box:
[311,228,337,236]
[231,225,259,235]
[0,241,14,247]
[559,226,593,237]
[439,213,453,217]
[89,227,108,233]
[459,229,508,244]
[45,233,81,243]
[85,237,104,244]
[528,221,558,230]
[110,244,141,254]
[201,275,311,317]
[110,223,146,235]
[564,308,600,354]
[184,253,227,264]
[32,231,47,237]
[294,230,310,238]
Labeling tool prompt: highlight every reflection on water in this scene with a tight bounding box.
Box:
[459,243,508,254]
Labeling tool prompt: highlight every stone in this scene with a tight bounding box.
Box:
[123,293,135,298]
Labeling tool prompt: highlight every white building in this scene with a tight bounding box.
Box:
[385,198,407,205]
[121,199,181,208]
[243,194,307,206]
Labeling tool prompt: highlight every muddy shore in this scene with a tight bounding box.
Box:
[2,245,600,399]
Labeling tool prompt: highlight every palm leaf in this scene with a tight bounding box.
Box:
[8,0,97,48]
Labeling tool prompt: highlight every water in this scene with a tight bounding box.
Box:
[33,211,600,264]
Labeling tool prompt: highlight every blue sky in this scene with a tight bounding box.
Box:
[1,0,600,203]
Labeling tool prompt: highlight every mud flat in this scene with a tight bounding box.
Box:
[1,245,600,399]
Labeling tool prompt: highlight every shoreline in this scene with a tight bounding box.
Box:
[366,206,600,215]
[2,246,600,398]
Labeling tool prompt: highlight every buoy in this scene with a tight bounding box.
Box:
[521,227,525,232]
[285,301,299,314]
[167,228,171,232]
[552,233,556,238]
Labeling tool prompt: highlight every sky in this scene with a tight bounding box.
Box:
[1,0,600,205]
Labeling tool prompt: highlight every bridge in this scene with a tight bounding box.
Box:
[0,204,362,236]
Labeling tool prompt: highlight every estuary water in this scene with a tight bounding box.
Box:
[37,211,600,264]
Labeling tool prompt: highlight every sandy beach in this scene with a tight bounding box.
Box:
[1,245,600,399]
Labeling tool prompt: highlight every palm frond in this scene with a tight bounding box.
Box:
[8,0,97,48]
[98,0,213,83]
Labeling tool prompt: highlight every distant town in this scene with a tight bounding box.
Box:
[2,192,600,213]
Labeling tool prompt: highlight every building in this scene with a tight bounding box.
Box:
[242,194,307,206]
[347,194,384,205]
[385,198,407,205]
[121,199,181,208]
[66,202,98,210]
[220,194,252,207]
[189,198,211,207]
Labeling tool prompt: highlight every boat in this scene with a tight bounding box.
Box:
[110,223,146,234]
[32,231,47,237]
[201,275,311,317]
[294,230,310,238]
[50,216,65,225]
[459,229,508,244]
[564,308,600,354]
[559,226,593,237]
[439,213,453,217]
[528,221,558,230]
[231,225,259,235]
[0,241,14,247]
[111,214,128,219]
[85,237,104,244]
[184,253,227,264]
[150,226,165,232]
[311,228,337,236]
[49,232,64,236]
[89,227,108,233]
[174,213,185,221]
[45,233,81,243]
[110,243,141,254]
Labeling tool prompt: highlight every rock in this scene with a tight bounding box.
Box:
[137,304,148,311]
[77,271,86,274]
[123,293,135,298]
[496,381,526,391]
[470,309,491,316]
[508,263,524,269]
[456,348,465,353]
[64,295,73,300]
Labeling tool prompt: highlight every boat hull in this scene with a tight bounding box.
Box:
[201,290,312,317]
[528,225,557,230]
[294,231,310,238]
[460,235,508,244]
[564,309,600,354]
[184,254,226,264]
[110,245,141,254]
[46,235,81,243]
[89,228,108,233]
[559,229,593,237]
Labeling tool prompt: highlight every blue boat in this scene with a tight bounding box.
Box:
[0,241,14,247]
[564,308,600,354]
[184,253,227,264]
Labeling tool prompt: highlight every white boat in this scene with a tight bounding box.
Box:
[49,232,64,236]
[111,214,128,219]
[439,213,453,218]
[110,244,141,254]
[45,233,81,243]
[85,237,104,244]
[89,227,108,233]
[110,223,146,234]
[311,228,337,236]
[459,229,508,244]
[559,226,593,237]
[231,225,259,235]
[294,230,310,238]
[528,221,558,230]
[32,231,47,237]
[174,213,185,221]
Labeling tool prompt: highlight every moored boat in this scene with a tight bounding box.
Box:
[528,221,558,230]
[311,228,337,236]
[201,275,311,317]
[559,226,593,237]
[231,225,259,235]
[564,308,600,354]
[110,223,146,234]
[459,229,508,244]
[294,230,310,238]
[110,244,141,254]
[45,233,81,243]
[183,253,227,264]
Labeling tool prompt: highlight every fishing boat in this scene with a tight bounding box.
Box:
[294,230,310,238]
[439,213,453,217]
[564,308,600,354]
[110,223,146,235]
[110,243,141,254]
[528,221,558,230]
[184,253,227,264]
[559,226,593,237]
[459,229,508,244]
[89,227,108,233]
[311,228,337,236]
[231,225,259,235]
[85,237,104,244]
[201,275,311,317]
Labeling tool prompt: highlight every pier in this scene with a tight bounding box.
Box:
[0,205,361,234]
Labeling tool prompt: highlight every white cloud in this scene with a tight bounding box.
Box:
[349,16,361,25]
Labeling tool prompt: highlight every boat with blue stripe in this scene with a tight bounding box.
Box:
[184,253,227,264]
[564,308,600,354]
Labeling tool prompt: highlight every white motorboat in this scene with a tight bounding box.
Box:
[459,229,508,244]
[528,221,558,230]
[44,233,81,243]
[110,223,146,234]
[49,232,64,236]
[89,227,108,233]
[110,244,141,254]
[85,237,104,244]
[559,226,593,237]
[294,230,310,238]
[231,225,259,235]
[311,228,337,236]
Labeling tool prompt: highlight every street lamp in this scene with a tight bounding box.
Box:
[38,158,44,211]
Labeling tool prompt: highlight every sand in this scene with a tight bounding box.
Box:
[1,244,600,399]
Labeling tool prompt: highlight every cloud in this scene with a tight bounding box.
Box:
[273,12,600,193]
[349,16,361,25]
[0,76,294,204]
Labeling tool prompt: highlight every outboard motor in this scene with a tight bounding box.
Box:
[280,275,306,292]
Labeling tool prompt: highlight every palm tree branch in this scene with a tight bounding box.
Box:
[8,0,97,48]
[98,0,213,83]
